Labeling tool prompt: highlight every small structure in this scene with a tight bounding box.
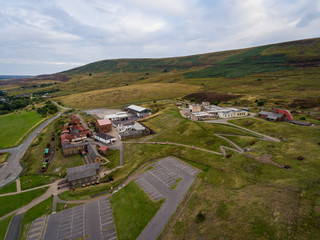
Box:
[126,105,152,118]
[95,119,112,133]
[95,132,116,144]
[118,122,150,140]
[189,104,202,113]
[87,144,103,164]
[67,163,100,187]
[98,146,108,155]
[62,142,88,157]
[258,111,284,121]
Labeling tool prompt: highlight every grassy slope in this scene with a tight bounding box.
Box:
[166,120,320,239]
[0,188,48,217]
[110,181,163,240]
[54,83,202,109]
[0,111,43,149]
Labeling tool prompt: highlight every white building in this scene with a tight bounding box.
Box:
[95,132,116,144]
[104,112,129,121]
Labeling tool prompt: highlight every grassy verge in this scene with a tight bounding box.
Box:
[0,214,14,239]
[110,181,164,240]
[0,187,48,218]
[0,152,11,164]
[106,149,120,169]
[0,111,43,149]
[20,197,53,240]
[171,178,182,189]
[0,181,17,194]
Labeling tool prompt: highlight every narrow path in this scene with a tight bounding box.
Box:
[125,141,222,155]
[16,178,21,193]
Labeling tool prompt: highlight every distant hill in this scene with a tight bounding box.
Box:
[1,37,320,109]
[0,75,32,80]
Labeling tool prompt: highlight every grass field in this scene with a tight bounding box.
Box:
[0,111,43,148]
[54,83,202,109]
[0,188,48,218]
[0,214,14,240]
[165,119,320,239]
[20,197,53,240]
[0,181,17,194]
[110,181,163,240]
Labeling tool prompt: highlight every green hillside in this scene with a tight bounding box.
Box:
[2,38,320,109]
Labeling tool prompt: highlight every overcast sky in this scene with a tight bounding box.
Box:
[0,0,319,75]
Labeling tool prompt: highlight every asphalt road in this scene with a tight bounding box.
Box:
[5,213,24,240]
[0,112,62,188]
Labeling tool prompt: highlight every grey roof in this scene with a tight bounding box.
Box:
[67,163,100,182]
[119,129,145,137]
[259,111,283,120]
[96,132,116,140]
[133,122,146,131]
[87,144,100,159]
[62,142,88,149]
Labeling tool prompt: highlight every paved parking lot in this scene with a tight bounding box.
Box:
[27,198,117,240]
[136,157,200,240]
[26,216,48,240]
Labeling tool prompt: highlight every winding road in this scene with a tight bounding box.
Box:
[0,102,68,189]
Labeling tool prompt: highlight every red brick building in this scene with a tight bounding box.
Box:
[95,119,112,133]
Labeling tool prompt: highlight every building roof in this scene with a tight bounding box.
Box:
[104,112,129,119]
[99,146,108,152]
[67,168,97,182]
[127,104,150,113]
[259,111,283,120]
[133,122,146,131]
[97,118,111,126]
[87,144,100,160]
[96,132,116,140]
[67,163,100,181]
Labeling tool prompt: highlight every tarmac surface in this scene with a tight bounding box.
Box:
[5,213,24,240]
[27,198,117,240]
[136,157,199,240]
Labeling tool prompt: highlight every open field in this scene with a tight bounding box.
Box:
[54,83,202,109]
[110,181,163,240]
[0,188,48,217]
[0,111,43,149]
[20,197,53,240]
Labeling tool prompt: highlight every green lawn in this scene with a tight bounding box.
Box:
[0,111,43,148]
[0,181,17,194]
[20,175,55,191]
[0,214,14,240]
[110,181,163,240]
[20,197,53,240]
[106,149,120,169]
[0,188,48,217]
